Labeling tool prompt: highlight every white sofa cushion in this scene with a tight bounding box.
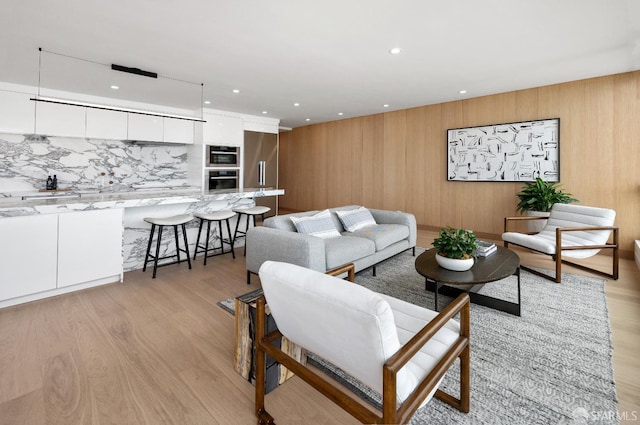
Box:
[347,224,410,251]
[290,209,342,239]
[335,206,377,232]
[259,261,460,404]
[323,236,376,269]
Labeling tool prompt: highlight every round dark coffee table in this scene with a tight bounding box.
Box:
[415,246,521,316]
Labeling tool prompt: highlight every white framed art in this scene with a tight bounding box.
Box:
[447,118,560,182]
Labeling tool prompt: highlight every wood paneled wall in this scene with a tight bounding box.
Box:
[279,71,640,253]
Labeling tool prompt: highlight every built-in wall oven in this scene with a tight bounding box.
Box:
[209,145,239,167]
[208,169,239,190]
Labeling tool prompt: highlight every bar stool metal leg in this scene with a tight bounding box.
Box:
[204,219,212,265]
[225,218,236,259]
[143,223,156,272]
[217,220,225,255]
[194,218,204,261]
[181,223,192,269]
[174,225,181,264]
[233,214,242,247]
[243,213,251,256]
[153,225,164,279]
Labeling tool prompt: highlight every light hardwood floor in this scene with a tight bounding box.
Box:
[0,230,638,424]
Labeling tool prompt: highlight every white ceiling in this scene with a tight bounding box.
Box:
[1,0,639,129]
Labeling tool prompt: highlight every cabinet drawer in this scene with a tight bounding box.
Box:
[0,214,58,301]
[57,209,123,288]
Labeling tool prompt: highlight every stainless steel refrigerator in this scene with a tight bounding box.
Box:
[243,130,278,217]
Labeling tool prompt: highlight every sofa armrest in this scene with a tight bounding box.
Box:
[246,226,327,274]
[369,208,417,248]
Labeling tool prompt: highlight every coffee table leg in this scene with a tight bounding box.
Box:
[425,278,439,311]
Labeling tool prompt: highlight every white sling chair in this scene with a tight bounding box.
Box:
[255,261,470,425]
[502,203,619,283]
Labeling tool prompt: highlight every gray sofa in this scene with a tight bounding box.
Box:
[245,205,417,284]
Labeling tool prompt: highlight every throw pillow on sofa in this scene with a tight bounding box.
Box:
[290,209,342,239]
[335,206,377,232]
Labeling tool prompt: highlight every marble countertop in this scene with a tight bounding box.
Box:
[0,187,284,217]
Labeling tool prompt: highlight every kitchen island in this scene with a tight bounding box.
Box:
[0,187,283,308]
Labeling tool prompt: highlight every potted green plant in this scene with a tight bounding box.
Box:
[432,226,477,271]
[516,177,578,213]
[516,177,578,232]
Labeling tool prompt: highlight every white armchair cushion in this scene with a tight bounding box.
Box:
[503,203,616,259]
[379,293,460,405]
[259,260,460,404]
[501,232,557,255]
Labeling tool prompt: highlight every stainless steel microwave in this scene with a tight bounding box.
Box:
[208,169,239,190]
[209,145,239,167]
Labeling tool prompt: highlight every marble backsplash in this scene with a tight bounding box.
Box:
[0,133,190,194]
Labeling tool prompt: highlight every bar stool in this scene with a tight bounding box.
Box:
[143,214,193,278]
[232,205,271,256]
[193,210,236,264]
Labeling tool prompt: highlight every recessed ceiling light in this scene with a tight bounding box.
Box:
[233,89,240,94]
[389,47,401,55]
[459,90,467,94]
[293,103,300,107]
[305,118,311,122]
[338,112,344,116]
[262,111,268,114]
[383,104,389,108]
[204,100,211,104]
[110,85,119,90]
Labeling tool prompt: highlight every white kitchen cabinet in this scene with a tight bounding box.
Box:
[127,113,163,142]
[164,117,194,144]
[202,113,243,146]
[57,209,123,288]
[35,101,87,138]
[86,108,128,140]
[0,214,58,301]
[0,89,35,134]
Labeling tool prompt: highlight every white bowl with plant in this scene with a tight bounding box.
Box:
[432,226,477,272]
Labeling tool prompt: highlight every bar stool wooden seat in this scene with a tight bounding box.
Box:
[193,210,237,264]
[232,205,271,256]
[143,214,193,278]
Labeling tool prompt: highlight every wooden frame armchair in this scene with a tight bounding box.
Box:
[502,203,619,283]
[255,261,470,425]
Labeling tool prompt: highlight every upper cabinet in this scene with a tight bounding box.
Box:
[164,117,194,144]
[0,82,196,143]
[86,108,128,140]
[127,114,194,144]
[35,101,87,138]
[0,89,35,134]
[127,113,163,142]
[201,113,243,146]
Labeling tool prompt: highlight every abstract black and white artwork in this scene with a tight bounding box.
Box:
[447,118,560,182]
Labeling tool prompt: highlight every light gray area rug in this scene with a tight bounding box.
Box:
[222,248,618,424]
